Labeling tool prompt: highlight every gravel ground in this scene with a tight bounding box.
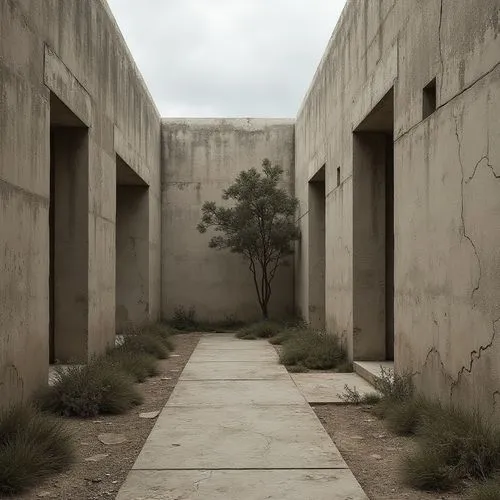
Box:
[314,404,465,500]
[16,333,201,500]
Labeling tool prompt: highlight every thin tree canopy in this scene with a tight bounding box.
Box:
[197,159,300,318]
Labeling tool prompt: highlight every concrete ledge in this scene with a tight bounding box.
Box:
[44,46,92,127]
[353,361,394,387]
[114,126,150,185]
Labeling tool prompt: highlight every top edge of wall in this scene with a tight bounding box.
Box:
[100,0,160,118]
[161,117,296,129]
[296,0,351,120]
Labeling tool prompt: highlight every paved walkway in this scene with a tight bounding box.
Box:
[117,334,367,499]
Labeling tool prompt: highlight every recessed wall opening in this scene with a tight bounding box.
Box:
[308,164,326,330]
[422,78,437,119]
[115,155,149,332]
[353,88,395,361]
[49,93,89,364]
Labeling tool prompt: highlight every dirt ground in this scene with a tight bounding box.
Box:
[314,404,465,500]
[16,333,201,500]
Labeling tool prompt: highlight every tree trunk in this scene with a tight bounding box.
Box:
[261,301,268,319]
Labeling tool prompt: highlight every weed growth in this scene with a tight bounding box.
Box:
[37,361,142,417]
[279,329,347,371]
[0,404,74,495]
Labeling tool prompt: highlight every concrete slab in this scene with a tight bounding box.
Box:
[132,405,346,469]
[196,343,275,351]
[117,469,368,500]
[188,348,278,363]
[291,372,378,403]
[197,334,254,341]
[196,336,274,350]
[167,380,306,406]
[180,361,289,380]
[354,361,394,386]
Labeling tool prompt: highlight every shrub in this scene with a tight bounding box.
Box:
[141,323,175,351]
[106,349,159,382]
[384,396,433,435]
[362,392,383,405]
[269,328,296,345]
[404,404,500,492]
[279,329,347,370]
[0,404,74,495]
[37,361,142,417]
[196,315,246,333]
[339,384,382,405]
[374,366,414,403]
[120,332,169,359]
[286,364,309,373]
[469,474,500,499]
[403,446,460,491]
[171,306,198,331]
[236,320,284,340]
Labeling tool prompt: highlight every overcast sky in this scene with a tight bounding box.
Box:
[106,0,346,118]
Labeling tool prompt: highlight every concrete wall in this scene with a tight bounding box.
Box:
[0,0,161,404]
[161,118,295,323]
[295,0,500,416]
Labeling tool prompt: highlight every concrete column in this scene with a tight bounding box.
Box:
[51,127,89,363]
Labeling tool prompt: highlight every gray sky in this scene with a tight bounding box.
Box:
[106,0,346,117]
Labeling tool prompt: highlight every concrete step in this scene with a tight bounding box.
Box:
[353,361,394,387]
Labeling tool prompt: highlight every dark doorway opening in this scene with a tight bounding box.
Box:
[49,94,89,363]
[115,155,149,332]
[308,165,326,330]
[353,88,395,361]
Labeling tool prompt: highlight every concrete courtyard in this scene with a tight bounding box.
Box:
[117,335,368,499]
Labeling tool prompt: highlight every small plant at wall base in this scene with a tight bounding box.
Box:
[197,159,300,318]
[0,404,75,495]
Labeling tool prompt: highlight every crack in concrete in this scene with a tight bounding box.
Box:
[466,156,489,183]
[450,317,499,396]
[486,159,500,179]
[419,345,455,388]
[192,470,213,493]
[454,115,482,301]
[423,346,448,374]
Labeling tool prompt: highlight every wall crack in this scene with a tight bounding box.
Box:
[450,317,499,397]
[454,115,482,301]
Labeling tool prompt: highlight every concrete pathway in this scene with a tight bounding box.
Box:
[117,334,368,499]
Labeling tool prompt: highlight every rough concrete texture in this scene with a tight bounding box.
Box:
[294,0,500,416]
[291,372,378,404]
[117,469,367,500]
[188,347,278,363]
[0,0,161,404]
[166,380,307,406]
[180,361,289,380]
[118,335,367,498]
[2,0,499,422]
[161,118,295,323]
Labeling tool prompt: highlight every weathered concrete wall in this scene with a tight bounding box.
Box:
[161,118,295,322]
[295,0,500,416]
[0,0,161,404]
